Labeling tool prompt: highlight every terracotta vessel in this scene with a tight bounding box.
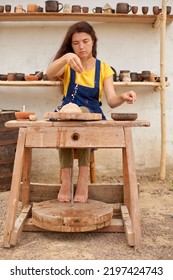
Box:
[116,3,132,14]
[15,73,25,81]
[15,112,35,119]
[45,1,63,12]
[27,4,38,12]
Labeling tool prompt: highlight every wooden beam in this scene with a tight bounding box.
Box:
[20,182,124,204]
[121,205,135,246]
[10,205,32,246]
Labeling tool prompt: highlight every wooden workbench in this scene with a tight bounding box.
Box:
[3,119,150,247]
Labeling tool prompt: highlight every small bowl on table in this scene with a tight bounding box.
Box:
[111,113,138,121]
[15,111,35,120]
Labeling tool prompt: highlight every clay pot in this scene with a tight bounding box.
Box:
[35,71,43,80]
[130,72,138,81]
[142,6,149,15]
[116,3,132,14]
[45,1,63,12]
[82,7,89,13]
[24,74,39,81]
[27,4,38,12]
[153,6,160,15]
[15,73,25,81]
[0,5,4,13]
[38,6,44,12]
[5,5,11,12]
[131,6,138,14]
[7,73,17,81]
[0,74,7,81]
[167,6,171,15]
[72,5,81,13]
[142,71,151,81]
[149,72,159,82]
[119,70,130,81]
[15,112,35,119]
[137,73,142,82]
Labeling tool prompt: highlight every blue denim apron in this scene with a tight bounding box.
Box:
[55,59,106,120]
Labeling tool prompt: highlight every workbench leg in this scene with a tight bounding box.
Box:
[22,148,32,207]
[3,128,27,248]
[123,127,141,245]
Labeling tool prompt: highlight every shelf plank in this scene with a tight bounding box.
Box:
[0,81,170,87]
[0,13,173,24]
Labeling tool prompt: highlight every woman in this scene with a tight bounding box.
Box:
[46,21,136,203]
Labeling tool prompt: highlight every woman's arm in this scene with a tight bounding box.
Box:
[46,53,83,80]
[104,76,136,108]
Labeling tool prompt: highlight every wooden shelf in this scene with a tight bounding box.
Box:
[0,12,173,24]
[0,81,170,87]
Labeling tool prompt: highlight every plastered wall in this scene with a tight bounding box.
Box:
[0,0,173,181]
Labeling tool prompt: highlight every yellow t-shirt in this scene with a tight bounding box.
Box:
[61,61,114,101]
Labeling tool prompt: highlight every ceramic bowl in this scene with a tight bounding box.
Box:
[111,113,138,121]
[24,74,39,81]
[15,111,35,119]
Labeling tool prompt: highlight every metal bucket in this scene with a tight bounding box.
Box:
[0,110,19,191]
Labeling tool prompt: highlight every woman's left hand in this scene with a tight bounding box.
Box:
[121,91,136,104]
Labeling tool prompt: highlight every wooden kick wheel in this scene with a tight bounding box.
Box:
[32,199,113,232]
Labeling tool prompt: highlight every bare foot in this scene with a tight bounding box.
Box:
[57,168,71,202]
[74,166,89,203]
[57,181,71,202]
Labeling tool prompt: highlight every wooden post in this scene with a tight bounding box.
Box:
[160,0,167,180]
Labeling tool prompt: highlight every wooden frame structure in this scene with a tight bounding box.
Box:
[3,119,149,248]
[0,0,171,179]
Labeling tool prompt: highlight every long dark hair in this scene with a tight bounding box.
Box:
[53,21,97,61]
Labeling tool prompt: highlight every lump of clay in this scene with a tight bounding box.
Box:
[60,102,82,113]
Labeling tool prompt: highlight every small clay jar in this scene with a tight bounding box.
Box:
[131,6,138,14]
[137,73,142,82]
[82,7,89,13]
[119,70,130,81]
[142,71,151,81]
[142,6,149,15]
[92,7,102,13]
[0,74,7,81]
[7,73,17,81]
[15,73,25,81]
[5,5,11,12]
[27,4,38,12]
[153,6,160,15]
[130,72,138,81]
[35,71,43,80]
[167,6,171,15]
[71,5,81,13]
[0,5,4,13]
[38,6,44,12]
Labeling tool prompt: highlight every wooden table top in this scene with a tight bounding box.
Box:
[5,120,150,128]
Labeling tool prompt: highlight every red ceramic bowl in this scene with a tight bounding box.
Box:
[15,111,35,119]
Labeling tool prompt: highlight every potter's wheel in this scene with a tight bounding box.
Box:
[32,199,113,232]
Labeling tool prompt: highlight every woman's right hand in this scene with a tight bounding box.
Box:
[65,53,83,73]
